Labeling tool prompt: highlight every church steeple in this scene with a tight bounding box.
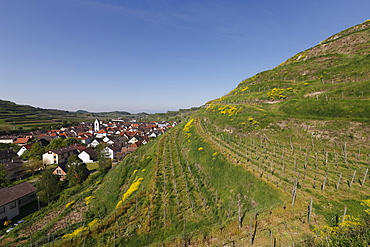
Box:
[94,119,100,132]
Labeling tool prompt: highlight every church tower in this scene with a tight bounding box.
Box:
[94,119,100,133]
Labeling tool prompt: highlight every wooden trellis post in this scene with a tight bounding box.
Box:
[304,152,308,169]
[336,173,342,190]
[308,197,313,224]
[321,175,328,191]
[290,136,294,155]
[343,142,348,164]
[294,156,297,172]
[238,194,243,228]
[342,205,347,222]
[292,179,298,207]
[361,168,368,186]
[349,170,356,188]
[250,215,253,245]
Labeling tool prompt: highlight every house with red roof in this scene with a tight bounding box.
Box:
[13,137,30,146]
[95,129,107,138]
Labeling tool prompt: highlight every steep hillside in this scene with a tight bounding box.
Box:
[2,21,370,246]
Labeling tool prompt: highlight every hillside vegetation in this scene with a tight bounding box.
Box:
[2,20,370,246]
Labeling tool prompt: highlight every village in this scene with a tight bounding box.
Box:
[0,118,177,226]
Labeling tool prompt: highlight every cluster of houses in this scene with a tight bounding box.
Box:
[0,119,176,224]
[1,119,177,181]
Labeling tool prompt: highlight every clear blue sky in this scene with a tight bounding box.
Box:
[1,0,369,113]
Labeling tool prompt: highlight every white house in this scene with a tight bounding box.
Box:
[103,146,114,160]
[17,144,33,157]
[0,182,36,225]
[77,135,92,145]
[128,136,139,144]
[90,138,103,148]
[102,137,115,145]
[42,146,77,165]
[0,136,15,144]
[102,146,121,160]
[95,129,108,138]
[78,148,97,163]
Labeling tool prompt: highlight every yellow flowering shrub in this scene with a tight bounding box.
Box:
[267,88,285,100]
[4,220,11,226]
[88,218,99,228]
[183,119,194,132]
[63,219,99,239]
[115,177,144,209]
[63,226,85,239]
[312,200,370,245]
[315,214,364,239]
[206,104,216,110]
[183,119,194,139]
[84,196,95,205]
[247,117,258,125]
[338,215,363,230]
[65,200,75,208]
[218,105,242,116]
[241,86,249,92]
[361,199,370,215]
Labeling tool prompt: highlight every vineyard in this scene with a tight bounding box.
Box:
[10,109,368,246]
[197,114,370,216]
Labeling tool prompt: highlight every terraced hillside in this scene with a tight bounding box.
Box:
[0,99,84,131]
[2,20,370,246]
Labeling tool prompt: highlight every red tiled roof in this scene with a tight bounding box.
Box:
[70,144,87,151]
[23,144,33,150]
[13,137,30,144]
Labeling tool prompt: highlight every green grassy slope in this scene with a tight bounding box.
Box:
[2,20,370,246]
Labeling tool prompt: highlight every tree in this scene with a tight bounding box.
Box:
[22,142,46,160]
[0,163,9,188]
[36,168,62,205]
[62,137,81,147]
[65,155,87,186]
[23,158,43,176]
[46,137,81,151]
[0,143,20,152]
[95,143,112,173]
[46,138,65,150]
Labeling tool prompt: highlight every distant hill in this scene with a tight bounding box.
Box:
[75,110,90,114]
[0,99,85,132]
[4,20,370,247]
[76,110,133,118]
